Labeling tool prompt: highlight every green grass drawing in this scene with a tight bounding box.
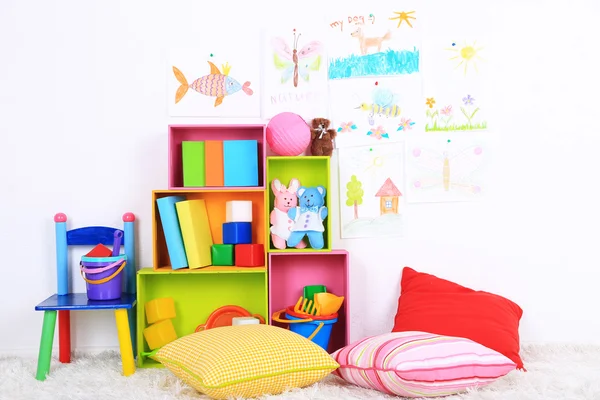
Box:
[425,121,488,132]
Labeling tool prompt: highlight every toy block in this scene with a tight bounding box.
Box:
[204,140,224,186]
[156,196,189,270]
[211,244,234,266]
[176,199,213,269]
[86,244,112,258]
[235,244,265,267]
[223,140,258,187]
[222,222,252,245]
[182,141,205,187]
[226,200,253,223]
[145,297,176,325]
[143,319,178,350]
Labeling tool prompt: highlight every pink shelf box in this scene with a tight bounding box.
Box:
[168,124,266,190]
[268,250,349,354]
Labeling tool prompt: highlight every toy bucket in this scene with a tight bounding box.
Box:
[80,255,126,300]
[272,306,338,351]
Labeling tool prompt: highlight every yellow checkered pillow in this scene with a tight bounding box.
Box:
[151,324,339,399]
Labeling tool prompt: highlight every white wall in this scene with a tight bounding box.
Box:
[1,0,600,355]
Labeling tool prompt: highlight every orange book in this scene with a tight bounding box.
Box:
[205,140,224,186]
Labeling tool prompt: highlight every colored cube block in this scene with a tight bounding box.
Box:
[145,297,176,325]
[226,200,253,223]
[143,319,178,350]
[182,141,206,187]
[86,244,112,258]
[223,140,258,187]
[235,244,265,267]
[204,140,224,186]
[222,222,252,245]
[211,244,234,266]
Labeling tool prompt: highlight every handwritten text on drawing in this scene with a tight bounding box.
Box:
[329,14,376,32]
[271,91,321,105]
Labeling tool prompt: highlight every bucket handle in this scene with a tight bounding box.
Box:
[80,258,124,274]
[271,309,324,341]
[80,261,126,285]
[272,309,313,323]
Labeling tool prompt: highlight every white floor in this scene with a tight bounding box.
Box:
[2,344,600,400]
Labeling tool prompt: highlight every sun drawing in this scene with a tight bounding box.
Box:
[389,11,416,28]
[447,41,484,76]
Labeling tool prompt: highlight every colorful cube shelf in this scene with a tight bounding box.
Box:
[168,125,266,190]
[268,250,349,354]
[266,156,332,252]
[152,189,266,271]
[136,267,268,368]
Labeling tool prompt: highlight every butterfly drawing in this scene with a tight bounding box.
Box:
[410,140,484,196]
[271,30,323,87]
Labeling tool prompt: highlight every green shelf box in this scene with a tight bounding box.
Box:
[266,156,332,253]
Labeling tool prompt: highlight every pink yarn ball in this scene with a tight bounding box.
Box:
[266,112,311,156]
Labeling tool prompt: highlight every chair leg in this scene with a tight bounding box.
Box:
[36,311,57,381]
[58,310,71,363]
[128,305,137,359]
[114,309,135,377]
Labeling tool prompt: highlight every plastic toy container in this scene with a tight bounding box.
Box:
[80,255,126,300]
[272,306,338,351]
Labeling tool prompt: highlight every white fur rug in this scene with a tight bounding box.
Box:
[2,344,600,400]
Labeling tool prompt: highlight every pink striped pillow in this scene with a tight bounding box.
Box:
[331,331,516,398]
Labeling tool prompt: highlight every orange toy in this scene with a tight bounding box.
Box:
[195,305,265,332]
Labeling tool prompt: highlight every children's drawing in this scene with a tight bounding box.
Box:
[447,40,485,76]
[173,62,253,108]
[338,142,404,238]
[168,47,260,117]
[389,11,416,28]
[421,36,490,131]
[326,5,421,80]
[424,94,487,132]
[405,136,487,203]
[262,27,328,119]
[330,76,422,148]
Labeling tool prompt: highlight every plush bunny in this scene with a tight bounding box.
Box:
[270,178,307,249]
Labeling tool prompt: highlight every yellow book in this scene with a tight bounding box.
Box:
[175,199,213,269]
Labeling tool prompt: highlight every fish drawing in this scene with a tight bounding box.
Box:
[172,61,253,107]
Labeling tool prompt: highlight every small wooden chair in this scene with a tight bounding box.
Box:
[34,212,137,381]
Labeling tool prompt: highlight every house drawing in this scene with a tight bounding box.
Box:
[375,178,402,214]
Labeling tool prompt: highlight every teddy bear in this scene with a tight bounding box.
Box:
[269,178,307,249]
[287,185,328,250]
[310,118,337,157]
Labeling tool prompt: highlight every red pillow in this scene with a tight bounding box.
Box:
[392,267,525,370]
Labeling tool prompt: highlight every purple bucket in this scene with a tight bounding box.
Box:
[80,255,126,300]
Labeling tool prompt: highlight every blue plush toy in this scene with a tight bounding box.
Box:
[287,185,328,249]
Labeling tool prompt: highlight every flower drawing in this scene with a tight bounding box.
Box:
[462,94,475,106]
[337,121,357,133]
[440,105,453,127]
[397,118,415,131]
[425,97,436,108]
[367,125,389,139]
[440,105,453,115]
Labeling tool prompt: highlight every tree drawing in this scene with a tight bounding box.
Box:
[345,175,364,219]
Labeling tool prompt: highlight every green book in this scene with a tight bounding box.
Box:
[182,141,205,187]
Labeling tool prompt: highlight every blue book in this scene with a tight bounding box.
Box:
[223,140,259,186]
[156,196,188,270]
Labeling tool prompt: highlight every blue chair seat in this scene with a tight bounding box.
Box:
[35,293,136,311]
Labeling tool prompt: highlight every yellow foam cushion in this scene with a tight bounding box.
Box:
[151,324,339,399]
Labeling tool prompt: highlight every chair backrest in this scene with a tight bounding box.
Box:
[54,212,137,295]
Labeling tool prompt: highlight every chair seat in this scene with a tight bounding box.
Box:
[35,293,136,311]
